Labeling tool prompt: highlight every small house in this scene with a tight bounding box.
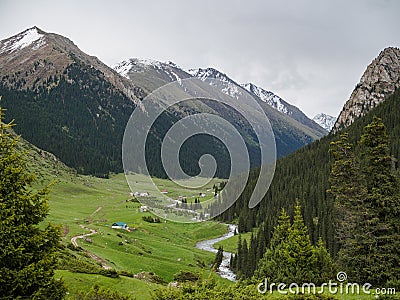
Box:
[161,189,168,194]
[112,222,128,230]
[140,192,149,197]
[140,205,148,212]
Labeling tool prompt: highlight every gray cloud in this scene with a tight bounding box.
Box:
[0,0,399,117]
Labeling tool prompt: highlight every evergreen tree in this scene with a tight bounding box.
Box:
[213,246,224,270]
[236,234,243,277]
[253,208,291,281]
[329,118,400,286]
[241,239,250,278]
[358,117,400,285]
[328,132,369,281]
[0,102,66,299]
[313,238,336,285]
[254,204,334,284]
[283,202,316,283]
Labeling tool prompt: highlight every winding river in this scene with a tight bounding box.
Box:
[195,224,237,282]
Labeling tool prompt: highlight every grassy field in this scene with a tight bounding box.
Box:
[215,231,254,253]
[55,270,159,300]
[39,171,230,297]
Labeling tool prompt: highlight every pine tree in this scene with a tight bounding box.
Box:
[241,239,250,278]
[0,102,66,299]
[283,202,316,283]
[313,238,336,285]
[328,132,369,281]
[213,246,224,270]
[253,204,334,284]
[253,208,291,281]
[329,118,400,286]
[358,117,400,285]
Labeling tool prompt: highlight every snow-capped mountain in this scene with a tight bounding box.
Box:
[187,68,242,98]
[312,113,336,131]
[0,26,142,106]
[188,68,326,135]
[242,83,290,115]
[114,58,191,92]
[0,27,46,54]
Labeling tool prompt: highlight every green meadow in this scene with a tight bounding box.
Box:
[40,171,229,298]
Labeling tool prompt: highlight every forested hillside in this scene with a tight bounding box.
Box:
[0,62,135,177]
[217,87,400,274]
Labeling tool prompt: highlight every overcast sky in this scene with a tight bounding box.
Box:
[1,0,399,118]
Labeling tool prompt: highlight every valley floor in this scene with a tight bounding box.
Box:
[44,173,231,298]
[42,173,398,299]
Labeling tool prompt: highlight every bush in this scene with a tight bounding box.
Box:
[99,269,120,278]
[142,215,161,223]
[76,284,134,300]
[173,271,200,282]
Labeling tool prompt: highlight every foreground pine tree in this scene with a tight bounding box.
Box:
[358,117,400,286]
[0,101,66,299]
[328,132,369,282]
[253,203,334,284]
[329,117,400,286]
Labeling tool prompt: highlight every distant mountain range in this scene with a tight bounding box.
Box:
[186,68,326,136]
[0,27,327,177]
[116,59,327,155]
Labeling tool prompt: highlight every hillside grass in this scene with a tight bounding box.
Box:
[38,171,230,297]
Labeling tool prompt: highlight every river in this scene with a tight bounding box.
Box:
[195,224,237,282]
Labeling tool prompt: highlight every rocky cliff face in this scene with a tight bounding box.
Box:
[0,27,143,105]
[333,47,400,131]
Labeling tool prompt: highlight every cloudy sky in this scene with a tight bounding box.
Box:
[1,0,399,118]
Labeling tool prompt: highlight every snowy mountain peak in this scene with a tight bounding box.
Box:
[188,68,228,81]
[188,68,242,98]
[113,60,133,78]
[242,82,290,115]
[312,113,336,131]
[113,58,189,87]
[0,27,46,54]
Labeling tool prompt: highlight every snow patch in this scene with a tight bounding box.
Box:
[312,113,335,131]
[113,61,132,78]
[0,27,45,54]
[114,58,185,84]
[170,71,182,85]
[242,83,290,115]
[189,68,242,98]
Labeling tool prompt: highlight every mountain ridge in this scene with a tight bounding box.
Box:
[117,61,327,157]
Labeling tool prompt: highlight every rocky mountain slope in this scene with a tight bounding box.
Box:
[312,113,335,131]
[241,82,326,135]
[0,27,143,177]
[188,68,326,135]
[0,27,144,103]
[118,62,327,158]
[333,47,400,131]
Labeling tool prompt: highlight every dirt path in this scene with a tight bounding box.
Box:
[70,207,111,270]
[70,224,97,247]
